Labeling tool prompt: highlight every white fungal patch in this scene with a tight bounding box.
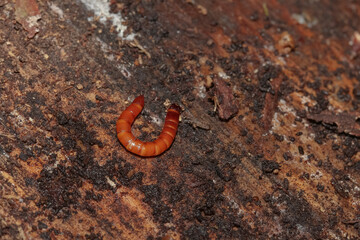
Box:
[195,84,206,99]
[49,3,64,19]
[106,176,116,188]
[10,110,26,127]
[150,114,162,127]
[79,0,135,41]
[94,36,132,78]
[271,112,281,130]
[310,171,323,179]
[278,99,296,116]
[271,99,298,132]
[218,71,230,79]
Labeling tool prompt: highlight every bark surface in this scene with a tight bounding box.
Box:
[0,0,359,239]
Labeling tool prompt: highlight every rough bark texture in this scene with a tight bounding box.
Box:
[1,0,360,239]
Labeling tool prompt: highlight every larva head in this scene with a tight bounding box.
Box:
[132,95,145,107]
[169,104,181,113]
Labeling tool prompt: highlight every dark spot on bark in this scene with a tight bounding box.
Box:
[184,225,208,240]
[332,144,340,150]
[298,146,304,155]
[261,160,280,173]
[337,87,351,102]
[56,111,69,125]
[283,152,292,161]
[40,232,51,240]
[288,136,295,142]
[86,100,96,108]
[26,91,46,106]
[29,106,45,122]
[316,184,325,192]
[19,151,29,161]
[240,128,248,136]
[37,221,48,230]
[331,178,350,198]
[273,133,284,141]
[85,191,103,202]
[257,64,279,93]
[25,177,35,187]
[353,85,360,100]
[62,137,76,150]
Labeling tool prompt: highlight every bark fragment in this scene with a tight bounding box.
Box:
[14,0,41,38]
[214,78,239,120]
[307,111,360,137]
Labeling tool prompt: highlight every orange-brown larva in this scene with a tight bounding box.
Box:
[116,95,181,157]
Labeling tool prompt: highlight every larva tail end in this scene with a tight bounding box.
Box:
[169,104,181,113]
[133,95,145,107]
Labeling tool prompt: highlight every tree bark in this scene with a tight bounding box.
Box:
[0,0,359,239]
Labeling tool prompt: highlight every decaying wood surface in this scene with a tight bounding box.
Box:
[1,0,360,239]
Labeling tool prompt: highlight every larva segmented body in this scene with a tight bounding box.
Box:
[116,95,180,157]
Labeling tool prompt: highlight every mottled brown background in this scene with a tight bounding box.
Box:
[0,0,359,239]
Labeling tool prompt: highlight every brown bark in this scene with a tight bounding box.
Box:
[0,0,359,239]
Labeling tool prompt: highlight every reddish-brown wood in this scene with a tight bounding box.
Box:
[2,1,360,239]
